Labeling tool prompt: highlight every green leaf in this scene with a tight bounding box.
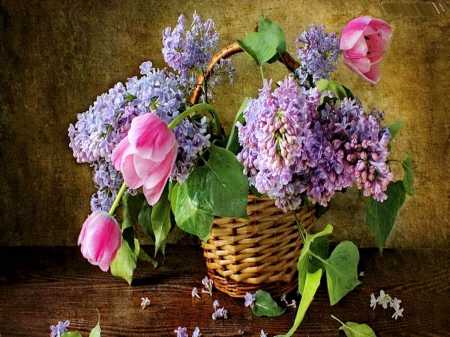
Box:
[340,322,377,337]
[138,203,155,242]
[332,316,377,337]
[138,248,158,269]
[316,79,329,91]
[110,237,140,285]
[61,333,82,337]
[89,310,101,337]
[316,79,350,104]
[297,224,333,294]
[257,15,286,63]
[388,121,404,141]
[328,80,347,100]
[226,97,248,155]
[323,241,361,305]
[252,290,286,317]
[171,182,214,242]
[402,154,414,196]
[308,236,330,274]
[185,144,248,218]
[275,269,322,337]
[122,192,145,230]
[237,28,280,66]
[151,187,172,256]
[364,181,406,252]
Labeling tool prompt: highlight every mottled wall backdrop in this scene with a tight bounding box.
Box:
[1,0,449,247]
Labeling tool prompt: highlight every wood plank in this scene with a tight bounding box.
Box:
[0,246,449,336]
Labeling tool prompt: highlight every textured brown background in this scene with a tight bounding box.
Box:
[0,0,449,247]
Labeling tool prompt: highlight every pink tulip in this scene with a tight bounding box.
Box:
[78,211,122,272]
[340,16,392,84]
[111,113,178,205]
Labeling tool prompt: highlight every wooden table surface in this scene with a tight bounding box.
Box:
[0,245,449,337]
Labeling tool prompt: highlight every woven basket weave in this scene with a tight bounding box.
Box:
[202,193,315,298]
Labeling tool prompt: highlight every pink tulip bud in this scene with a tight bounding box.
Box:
[78,211,122,272]
[111,113,178,205]
[340,16,392,84]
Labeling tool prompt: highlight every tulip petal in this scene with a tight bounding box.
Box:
[368,18,392,40]
[340,16,372,50]
[111,136,131,171]
[142,143,178,189]
[361,63,381,85]
[85,216,120,263]
[133,155,160,181]
[343,53,371,73]
[142,178,169,206]
[128,113,176,162]
[344,34,368,57]
[121,154,145,189]
[78,211,122,272]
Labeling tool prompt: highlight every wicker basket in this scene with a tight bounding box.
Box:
[202,193,315,298]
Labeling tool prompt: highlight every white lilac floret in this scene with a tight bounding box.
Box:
[295,24,341,87]
[141,297,151,310]
[50,320,70,337]
[174,327,188,337]
[192,287,201,298]
[192,327,201,337]
[201,276,214,295]
[212,306,228,320]
[244,292,255,308]
[370,290,404,319]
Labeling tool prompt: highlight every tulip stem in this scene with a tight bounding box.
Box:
[168,103,218,132]
[109,182,127,216]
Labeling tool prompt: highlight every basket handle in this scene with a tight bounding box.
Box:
[189,42,300,105]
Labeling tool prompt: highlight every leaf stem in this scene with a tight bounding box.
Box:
[330,315,345,325]
[292,210,306,243]
[109,182,127,216]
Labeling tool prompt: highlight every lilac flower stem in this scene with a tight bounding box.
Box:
[108,182,127,216]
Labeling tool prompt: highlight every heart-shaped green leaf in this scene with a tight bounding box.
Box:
[402,153,414,196]
[252,290,285,317]
[110,237,140,285]
[185,144,248,219]
[171,182,214,242]
[323,241,361,305]
[332,316,377,337]
[365,181,406,252]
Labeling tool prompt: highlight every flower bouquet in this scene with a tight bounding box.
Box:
[68,12,413,335]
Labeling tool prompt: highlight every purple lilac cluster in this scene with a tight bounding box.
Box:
[162,12,236,101]
[237,76,322,211]
[237,76,393,211]
[295,25,341,87]
[68,62,211,211]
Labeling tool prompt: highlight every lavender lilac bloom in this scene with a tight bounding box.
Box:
[295,25,341,87]
[237,76,393,211]
[68,62,211,211]
[162,12,236,101]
